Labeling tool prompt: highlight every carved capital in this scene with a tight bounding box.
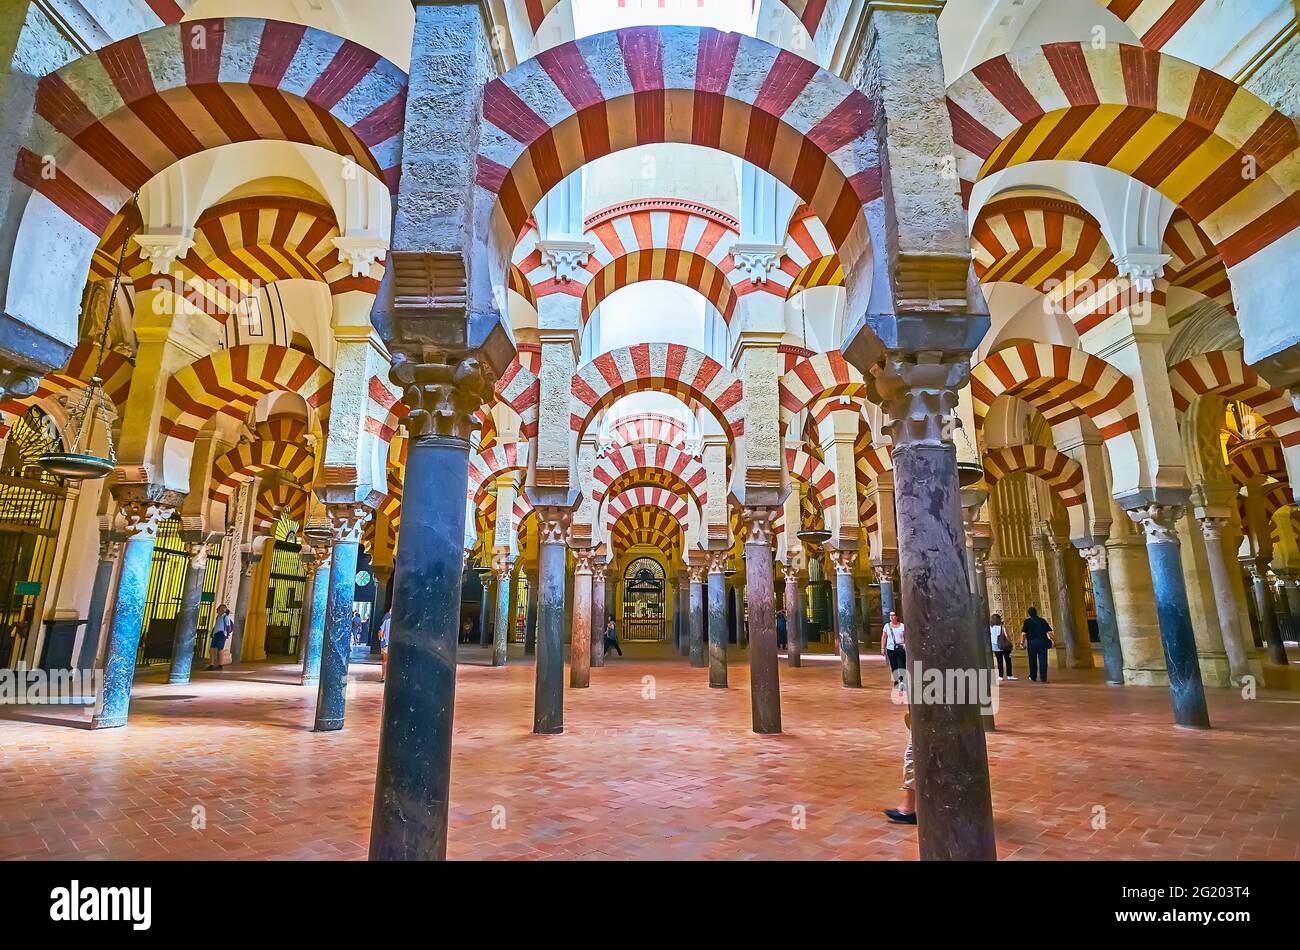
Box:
[706,550,729,575]
[571,547,594,575]
[872,355,969,449]
[1126,503,1184,546]
[326,502,372,545]
[1197,515,1227,543]
[729,243,785,283]
[538,239,594,283]
[186,542,208,571]
[332,235,390,278]
[741,506,778,547]
[1079,544,1108,573]
[98,538,123,562]
[112,484,184,539]
[133,229,197,275]
[687,564,706,585]
[534,505,572,546]
[780,561,800,585]
[829,548,858,576]
[492,550,515,581]
[390,355,495,442]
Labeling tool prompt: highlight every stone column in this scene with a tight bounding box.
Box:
[1126,502,1211,728]
[590,558,606,668]
[736,580,748,646]
[874,563,895,624]
[676,570,691,657]
[569,547,593,688]
[1080,545,1125,685]
[478,571,494,647]
[369,565,393,655]
[1247,559,1289,665]
[313,504,371,732]
[1048,535,1094,669]
[167,542,208,685]
[829,548,861,688]
[965,531,995,730]
[491,554,513,667]
[77,537,121,671]
[782,559,802,668]
[871,353,996,861]
[532,507,571,733]
[523,570,538,656]
[1272,574,1296,643]
[368,355,496,860]
[688,564,706,668]
[707,550,728,687]
[300,550,331,685]
[91,488,181,730]
[230,553,260,665]
[1192,518,1251,685]
[743,507,781,733]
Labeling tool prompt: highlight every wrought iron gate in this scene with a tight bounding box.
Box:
[137,515,188,665]
[622,557,666,642]
[264,519,305,656]
[194,537,224,658]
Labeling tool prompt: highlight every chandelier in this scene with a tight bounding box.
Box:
[37,196,138,481]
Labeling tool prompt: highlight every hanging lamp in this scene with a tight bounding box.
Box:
[38,196,138,481]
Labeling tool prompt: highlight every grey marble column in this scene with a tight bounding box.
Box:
[872,353,995,861]
[688,565,706,668]
[523,570,538,656]
[742,507,780,733]
[874,563,895,626]
[707,551,727,687]
[167,542,208,685]
[829,548,861,688]
[1193,519,1250,685]
[313,504,370,732]
[736,580,748,646]
[1248,559,1289,665]
[1127,502,1210,728]
[300,550,330,685]
[676,569,691,657]
[77,538,121,671]
[91,489,181,730]
[964,528,995,730]
[1047,535,1094,669]
[782,559,802,668]
[590,558,606,668]
[1080,544,1126,685]
[532,507,571,734]
[230,553,260,665]
[478,570,494,647]
[569,547,593,688]
[491,555,513,668]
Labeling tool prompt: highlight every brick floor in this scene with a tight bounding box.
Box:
[1,645,1298,860]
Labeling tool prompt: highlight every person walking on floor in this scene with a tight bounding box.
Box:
[207,604,233,672]
[1019,606,1054,683]
[990,612,1016,681]
[602,616,623,657]
[351,610,366,646]
[378,609,392,683]
[775,609,788,651]
[884,710,917,825]
[881,610,906,677]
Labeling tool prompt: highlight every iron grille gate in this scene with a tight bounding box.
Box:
[265,538,305,656]
[137,515,188,665]
[622,556,666,642]
[0,408,67,668]
[193,537,224,659]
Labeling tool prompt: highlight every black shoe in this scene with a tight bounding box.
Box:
[204,665,215,671]
[884,809,917,825]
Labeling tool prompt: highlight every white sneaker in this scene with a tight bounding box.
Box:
[1007,675,1018,680]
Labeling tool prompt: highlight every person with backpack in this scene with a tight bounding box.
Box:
[207,604,233,672]
[775,609,788,651]
[602,616,622,657]
[1019,606,1054,683]
[990,612,1016,680]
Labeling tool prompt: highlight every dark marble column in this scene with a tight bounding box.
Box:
[1191,519,1248,684]
[872,354,995,861]
[1248,560,1289,665]
[676,570,690,657]
[964,527,995,731]
[369,356,495,861]
[569,547,593,688]
[688,565,706,668]
[523,569,538,656]
[532,507,570,734]
[874,563,895,626]
[478,570,494,647]
[1080,544,1126,685]
[1048,535,1094,669]
[829,549,861,688]
[736,580,748,647]
[167,542,208,685]
[91,489,181,730]
[707,551,728,687]
[590,558,606,668]
[230,553,259,665]
[313,504,370,732]
[77,538,121,671]
[369,565,393,655]
[781,559,802,668]
[1126,502,1210,728]
[743,507,780,733]
[300,549,330,685]
[491,555,513,667]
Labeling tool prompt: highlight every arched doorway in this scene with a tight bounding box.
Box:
[622,557,666,642]
[264,512,306,657]
[0,407,67,667]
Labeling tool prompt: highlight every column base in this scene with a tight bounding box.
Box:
[533,725,563,736]
[1123,668,1170,687]
[314,718,345,732]
[89,715,126,730]
[302,675,319,686]
[167,674,191,685]
[1197,654,1232,689]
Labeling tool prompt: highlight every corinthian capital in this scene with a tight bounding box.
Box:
[390,355,496,442]
[111,483,185,539]
[1126,503,1184,545]
[534,505,572,545]
[872,355,970,449]
[326,502,373,544]
[741,506,778,547]
[1079,544,1108,573]
[829,547,858,576]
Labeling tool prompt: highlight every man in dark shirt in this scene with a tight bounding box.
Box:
[1019,606,1055,683]
[775,610,788,651]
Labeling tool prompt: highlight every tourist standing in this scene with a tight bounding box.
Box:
[990,612,1016,680]
[775,609,788,651]
[207,605,233,672]
[1019,606,1054,683]
[602,616,623,657]
[881,610,906,674]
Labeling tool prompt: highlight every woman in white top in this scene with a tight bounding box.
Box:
[881,610,906,674]
[990,613,1016,680]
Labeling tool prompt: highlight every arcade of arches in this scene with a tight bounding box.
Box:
[1,0,1299,863]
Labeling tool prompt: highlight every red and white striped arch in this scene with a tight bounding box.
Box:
[946,43,1300,267]
[0,342,133,428]
[782,206,843,298]
[1162,209,1235,316]
[983,443,1088,538]
[570,343,745,441]
[592,442,708,509]
[1169,350,1300,447]
[495,357,540,439]
[581,249,738,323]
[253,482,310,534]
[475,27,885,337]
[1228,438,1287,485]
[1100,0,1212,50]
[606,412,690,450]
[778,351,865,434]
[785,447,834,509]
[610,506,683,555]
[467,442,528,504]
[604,487,690,531]
[971,342,1142,491]
[855,440,894,486]
[208,440,317,508]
